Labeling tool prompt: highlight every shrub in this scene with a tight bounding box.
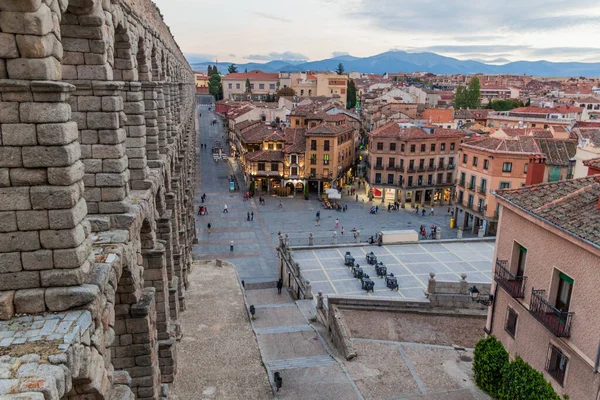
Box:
[473,336,509,397]
[498,357,561,400]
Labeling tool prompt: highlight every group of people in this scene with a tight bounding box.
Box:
[413,205,435,217]
[419,224,438,239]
[247,211,254,221]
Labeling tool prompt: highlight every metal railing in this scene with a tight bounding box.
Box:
[529,289,574,337]
[457,180,465,187]
[467,183,476,190]
[494,259,526,298]
[374,164,384,170]
[477,186,487,196]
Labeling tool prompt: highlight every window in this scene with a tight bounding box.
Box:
[427,174,433,185]
[410,144,416,153]
[271,163,278,172]
[236,83,241,89]
[524,163,528,173]
[323,154,330,165]
[268,143,274,150]
[458,190,463,203]
[555,273,573,312]
[477,198,484,212]
[390,143,396,151]
[228,83,232,89]
[377,142,384,151]
[446,172,452,183]
[430,143,436,152]
[420,144,426,152]
[429,158,435,168]
[463,154,468,163]
[324,140,330,151]
[502,162,512,172]
[258,163,265,171]
[310,167,316,177]
[375,173,381,184]
[250,84,255,90]
[472,156,478,167]
[301,89,304,96]
[291,166,298,175]
[448,156,454,166]
[499,182,511,189]
[440,143,446,151]
[467,194,474,208]
[409,160,415,170]
[387,174,394,185]
[514,244,526,276]
[401,144,405,152]
[399,159,404,169]
[505,308,518,338]
[418,159,425,169]
[269,84,275,90]
[311,140,317,151]
[291,155,297,164]
[460,172,466,185]
[259,84,265,90]
[483,159,489,170]
[388,158,395,168]
[277,143,283,150]
[310,154,316,164]
[450,143,455,151]
[480,178,487,193]
[469,175,476,189]
[308,89,312,96]
[407,176,413,187]
[549,167,561,182]
[546,345,568,386]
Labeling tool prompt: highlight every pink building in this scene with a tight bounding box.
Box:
[487,176,600,399]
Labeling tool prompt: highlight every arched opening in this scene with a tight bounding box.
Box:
[137,37,151,82]
[295,182,305,193]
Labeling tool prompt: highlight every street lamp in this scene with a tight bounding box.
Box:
[468,285,494,306]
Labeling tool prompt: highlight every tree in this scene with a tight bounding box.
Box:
[245,78,252,93]
[336,63,345,75]
[209,74,223,101]
[347,79,357,109]
[453,85,467,109]
[227,64,238,74]
[275,87,295,100]
[486,99,523,112]
[467,77,481,108]
[207,65,213,75]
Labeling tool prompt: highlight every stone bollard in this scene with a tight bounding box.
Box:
[305,280,312,299]
[427,272,436,295]
[230,240,234,251]
[309,233,314,246]
[355,230,361,244]
[279,233,284,247]
[285,233,290,247]
[332,231,337,245]
[457,229,463,239]
[316,291,324,309]
[436,227,442,240]
[459,273,468,294]
[478,228,485,238]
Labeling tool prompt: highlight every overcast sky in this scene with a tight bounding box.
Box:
[154,0,600,64]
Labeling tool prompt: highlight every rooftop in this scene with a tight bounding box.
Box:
[584,157,600,170]
[370,122,465,140]
[222,70,279,80]
[496,176,600,247]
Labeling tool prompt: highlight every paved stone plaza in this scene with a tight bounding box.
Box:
[292,241,495,299]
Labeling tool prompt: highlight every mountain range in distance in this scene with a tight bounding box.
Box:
[186,50,600,77]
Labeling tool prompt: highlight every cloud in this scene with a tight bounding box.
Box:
[253,12,291,23]
[450,35,507,42]
[332,51,350,57]
[407,45,529,54]
[348,0,600,35]
[184,53,216,63]
[229,54,236,58]
[246,51,308,61]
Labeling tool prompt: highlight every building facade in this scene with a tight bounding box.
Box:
[316,73,349,105]
[367,123,465,206]
[488,176,600,399]
[222,70,279,100]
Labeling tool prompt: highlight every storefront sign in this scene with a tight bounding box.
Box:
[385,188,395,200]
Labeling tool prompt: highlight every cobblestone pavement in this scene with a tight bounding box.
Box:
[193,106,278,284]
[170,261,272,400]
[292,241,495,299]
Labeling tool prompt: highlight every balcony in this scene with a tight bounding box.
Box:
[467,183,476,191]
[387,165,396,170]
[374,164,384,170]
[529,289,574,337]
[477,186,487,196]
[427,166,436,171]
[417,166,426,172]
[494,259,526,298]
[438,164,445,170]
[407,168,416,173]
[457,179,465,187]
[447,164,456,170]
[396,166,405,172]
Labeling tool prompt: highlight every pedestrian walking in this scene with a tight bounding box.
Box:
[274,372,283,392]
[207,223,211,233]
[430,207,435,216]
[416,204,419,213]
[344,204,348,212]
[316,216,320,226]
[278,200,283,208]
[355,194,359,202]
[341,226,344,236]
[247,211,250,221]
[223,204,228,213]
[251,211,254,221]
[375,205,378,213]
[277,279,283,294]
[422,209,426,216]
[335,218,339,229]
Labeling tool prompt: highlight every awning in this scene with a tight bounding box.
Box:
[328,192,341,200]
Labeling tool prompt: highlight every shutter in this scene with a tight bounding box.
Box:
[559,272,574,285]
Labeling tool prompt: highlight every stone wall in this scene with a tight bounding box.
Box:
[0,0,196,398]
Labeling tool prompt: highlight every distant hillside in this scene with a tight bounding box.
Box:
[187,51,600,77]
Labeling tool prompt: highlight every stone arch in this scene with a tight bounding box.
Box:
[137,36,152,82]
[113,23,136,82]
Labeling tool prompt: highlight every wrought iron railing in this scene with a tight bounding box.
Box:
[529,289,574,337]
[494,259,526,298]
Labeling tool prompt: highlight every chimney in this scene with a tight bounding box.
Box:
[525,154,546,186]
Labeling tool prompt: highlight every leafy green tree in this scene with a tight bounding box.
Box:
[347,79,357,109]
[526,98,531,106]
[467,77,481,108]
[209,73,223,100]
[486,99,524,111]
[275,87,295,100]
[245,78,252,93]
[336,63,345,75]
[227,64,238,74]
[473,336,509,397]
[498,357,561,400]
[454,85,467,109]
[207,65,213,75]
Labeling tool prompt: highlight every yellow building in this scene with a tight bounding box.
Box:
[316,73,349,105]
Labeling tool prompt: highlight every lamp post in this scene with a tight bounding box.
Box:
[468,285,494,306]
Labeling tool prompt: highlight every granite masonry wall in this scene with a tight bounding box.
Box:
[0,0,196,399]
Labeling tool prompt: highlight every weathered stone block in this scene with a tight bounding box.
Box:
[0,291,15,320]
[102,156,128,173]
[98,128,126,144]
[15,32,60,58]
[1,123,37,146]
[20,102,71,123]
[16,210,48,231]
[98,201,129,214]
[101,187,127,202]
[92,143,126,159]
[62,37,90,52]
[101,96,123,112]
[77,64,112,80]
[47,160,85,185]
[87,111,119,130]
[0,147,22,167]
[126,147,146,159]
[0,187,30,211]
[96,171,129,187]
[0,252,21,273]
[30,183,80,210]
[127,125,146,138]
[83,52,107,65]
[124,102,144,114]
[9,168,47,186]
[7,56,61,80]
[81,129,99,144]
[0,33,18,58]
[21,249,53,270]
[45,284,99,311]
[78,95,102,112]
[83,158,102,173]
[14,288,46,314]
[48,197,87,229]
[0,211,17,233]
[40,223,86,249]
[126,136,147,148]
[0,270,40,290]
[0,0,43,12]
[22,142,80,167]
[0,4,53,35]
[41,264,85,287]
[61,24,103,39]
[127,158,147,170]
[53,238,90,268]
[82,173,95,187]
[62,50,84,65]
[0,102,19,123]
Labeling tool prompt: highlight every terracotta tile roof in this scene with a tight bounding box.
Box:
[573,128,600,147]
[240,125,276,144]
[495,176,600,247]
[283,128,307,154]
[535,139,577,166]
[369,122,464,139]
[583,157,600,169]
[245,150,284,162]
[422,108,454,124]
[509,106,561,114]
[574,121,600,128]
[235,119,261,131]
[463,136,542,154]
[555,105,584,114]
[500,128,553,138]
[222,70,279,80]
[576,96,600,103]
[306,123,353,136]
